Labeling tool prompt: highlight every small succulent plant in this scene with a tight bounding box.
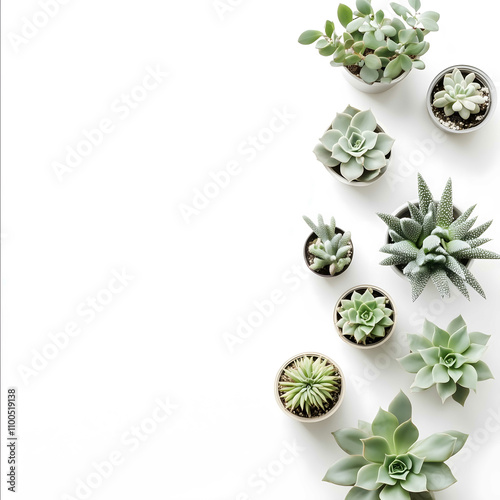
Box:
[299,0,439,85]
[378,174,500,301]
[279,356,341,417]
[324,391,468,500]
[304,215,352,275]
[399,316,493,406]
[337,288,394,344]
[313,106,394,182]
[432,68,486,120]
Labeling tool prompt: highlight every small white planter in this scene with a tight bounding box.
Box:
[343,66,411,94]
[426,64,497,134]
[275,352,345,423]
[333,285,396,350]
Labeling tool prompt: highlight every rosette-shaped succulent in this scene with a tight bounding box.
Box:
[304,214,352,275]
[324,391,468,500]
[337,288,394,344]
[378,174,500,301]
[399,316,493,405]
[314,106,394,182]
[279,356,341,417]
[432,68,486,120]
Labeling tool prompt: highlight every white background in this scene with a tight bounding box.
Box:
[2,0,500,499]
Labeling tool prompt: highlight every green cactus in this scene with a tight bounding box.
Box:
[399,316,493,405]
[378,174,500,301]
[304,214,352,275]
[324,391,468,500]
[337,288,394,344]
[279,356,341,417]
[314,106,394,182]
[299,0,439,85]
[432,68,486,120]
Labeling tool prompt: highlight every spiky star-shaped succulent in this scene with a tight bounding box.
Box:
[324,391,468,500]
[378,174,500,301]
[279,356,340,417]
[399,316,493,405]
[337,288,394,344]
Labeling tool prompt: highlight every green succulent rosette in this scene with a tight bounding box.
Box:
[324,392,467,500]
[399,316,493,405]
[337,288,394,344]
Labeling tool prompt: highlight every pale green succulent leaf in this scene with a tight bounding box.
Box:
[400,472,427,492]
[408,333,433,351]
[409,433,457,462]
[412,365,434,390]
[458,364,477,390]
[388,391,412,424]
[323,456,369,485]
[380,482,410,500]
[448,325,470,353]
[451,385,470,406]
[443,430,468,455]
[419,463,456,491]
[393,419,419,454]
[345,486,384,500]
[437,379,457,403]
[399,353,426,374]
[471,360,494,381]
[356,463,382,490]
[362,436,392,464]
[334,428,369,456]
[338,4,354,28]
[372,408,399,449]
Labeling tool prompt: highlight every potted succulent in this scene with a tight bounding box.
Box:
[399,316,493,406]
[303,214,353,277]
[298,0,439,93]
[334,285,395,348]
[313,106,395,185]
[427,65,497,133]
[324,391,468,500]
[275,352,345,422]
[378,174,500,301]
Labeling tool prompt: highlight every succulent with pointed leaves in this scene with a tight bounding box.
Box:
[278,356,341,417]
[432,68,486,120]
[399,316,493,405]
[324,391,468,500]
[299,0,439,85]
[314,106,394,183]
[336,288,394,345]
[304,214,353,275]
[378,174,500,301]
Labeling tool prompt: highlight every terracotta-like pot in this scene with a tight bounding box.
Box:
[426,64,497,134]
[334,285,396,350]
[343,66,411,94]
[303,227,353,278]
[275,352,345,423]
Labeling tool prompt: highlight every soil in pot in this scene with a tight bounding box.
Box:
[304,230,353,277]
[277,355,343,419]
[335,287,394,347]
[430,71,491,131]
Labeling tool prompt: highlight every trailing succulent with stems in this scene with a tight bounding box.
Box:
[324,391,468,500]
[279,356,341,417]
[378,174,500,301]
[337,288,394,344]
[432,68,486,120]
[399,316,493,406]
[314,106,394,182]
[304,215,352,275]
[299,0,439,84]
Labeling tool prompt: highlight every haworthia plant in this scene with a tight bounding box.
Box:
[337,288,394,344]
[314,106,394,182]
[324,391,468,499]
[304,215,352,275]
[378,174,500,301]
[299,0,439,84]
[279,356,341,417]
[399,316,493,405]
[432,68,486,120]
